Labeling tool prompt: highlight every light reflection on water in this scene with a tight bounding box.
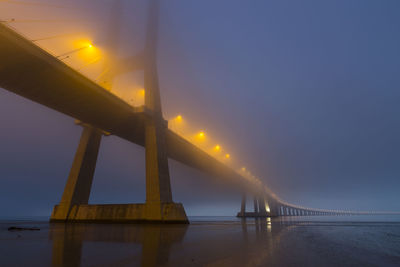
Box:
[0,216,400,266]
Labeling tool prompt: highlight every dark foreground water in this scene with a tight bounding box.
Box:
[1,216,400,266]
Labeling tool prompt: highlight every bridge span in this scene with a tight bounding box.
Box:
[0,2,380,222]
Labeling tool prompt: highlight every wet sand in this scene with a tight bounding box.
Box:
[0,216,399,266]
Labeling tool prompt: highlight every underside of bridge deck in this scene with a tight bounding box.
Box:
[0,17,257,223]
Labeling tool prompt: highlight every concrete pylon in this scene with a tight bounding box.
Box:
[144,0,172,205]
[253,197,259,214]
[236,192,248,217]
[268,201,280,217]
[51,126,102,220]
[258,196,267,216]
[141,0,187,222]
[51,0,187,223]
[240,193,246,215]
[241,193,246,214]
[144,118,172,203]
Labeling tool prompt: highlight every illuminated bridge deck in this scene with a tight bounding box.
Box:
[0,22,249,191]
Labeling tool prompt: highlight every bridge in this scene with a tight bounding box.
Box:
[0,0,388,223]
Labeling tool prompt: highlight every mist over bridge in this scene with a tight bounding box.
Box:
[0,0,394,222]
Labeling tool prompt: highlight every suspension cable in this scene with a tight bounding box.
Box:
[56,46,90,58]
[30,33,76,42]
[58,55,70,61]
[76,56,101,71]
[95,68,110,82]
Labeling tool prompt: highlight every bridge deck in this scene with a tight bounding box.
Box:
[0,23,250,191]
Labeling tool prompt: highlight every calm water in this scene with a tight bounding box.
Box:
[0,216,400,266]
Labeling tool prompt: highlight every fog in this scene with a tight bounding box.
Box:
[1,0,400,216]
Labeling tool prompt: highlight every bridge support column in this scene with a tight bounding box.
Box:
[241,193,246,214]
[145,120,172,205]
[269,202,280,217]
[258,196,267,217]
[254,197,259,214]
[143,116,188,222]
[236,193,247,217]
[265,197,279,217]
[50,126,102,221]
[138,0,187,223]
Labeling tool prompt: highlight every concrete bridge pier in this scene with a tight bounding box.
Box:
[50,125,102,221]
[268,201,280,217]
[258,196,267,216]
[241,193,247,215]
[253,197,259,214]
[138,0,188,223]
[237,194,271,218]
[265,198,279,217]
[142,115,188,223]
[236,193,247,217]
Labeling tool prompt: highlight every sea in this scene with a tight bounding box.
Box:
[0,215,399,266]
